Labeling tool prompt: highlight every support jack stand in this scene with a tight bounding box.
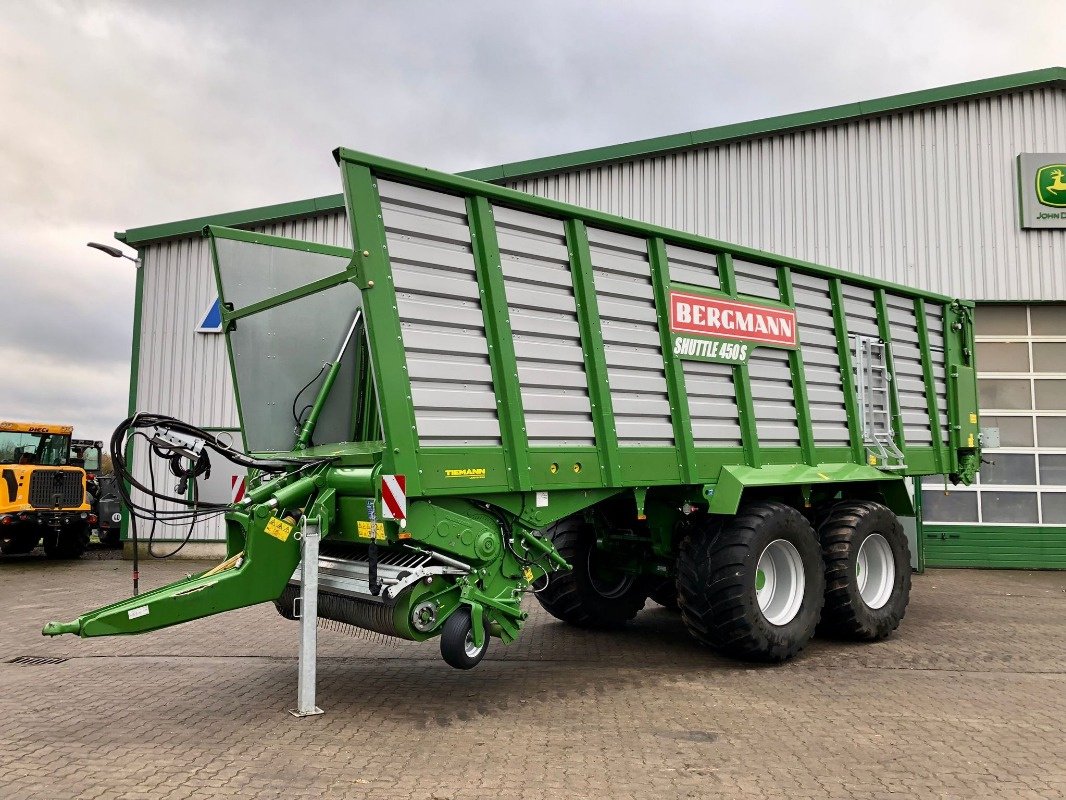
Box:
[290,517,324,718]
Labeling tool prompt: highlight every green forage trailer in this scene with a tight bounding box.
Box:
[45,148,980,667]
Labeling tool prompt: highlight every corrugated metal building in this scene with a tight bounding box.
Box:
[118,67,1066,566]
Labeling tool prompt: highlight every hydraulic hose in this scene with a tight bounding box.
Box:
[109,412,335,593]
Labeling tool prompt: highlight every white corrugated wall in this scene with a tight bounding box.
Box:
[131,211,351,540]
[507,87,1066,301]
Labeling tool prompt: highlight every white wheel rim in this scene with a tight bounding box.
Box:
[856,533,895,610]
[463,629,484,659]
[755,539,805,626]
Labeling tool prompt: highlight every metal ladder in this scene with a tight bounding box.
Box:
[852,335,906,471]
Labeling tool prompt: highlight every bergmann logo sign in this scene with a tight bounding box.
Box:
[1017,153,1066,229]
[668,288,797,366]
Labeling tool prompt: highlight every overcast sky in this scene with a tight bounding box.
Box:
[0,0,1061,442]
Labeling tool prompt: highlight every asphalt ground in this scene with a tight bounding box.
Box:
[2,552,1065,799]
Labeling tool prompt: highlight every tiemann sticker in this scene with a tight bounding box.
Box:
[264,516,294,542]
[444,468,486,480]
[669,289,797,365]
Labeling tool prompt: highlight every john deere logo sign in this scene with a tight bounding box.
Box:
[1036,165,1066,208]
[1018,153,1066,229]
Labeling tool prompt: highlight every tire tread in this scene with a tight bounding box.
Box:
[677,501,824,663]
[535,517,646,628]
[818,500,911,641]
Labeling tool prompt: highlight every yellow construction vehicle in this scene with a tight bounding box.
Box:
[0,421,94,558]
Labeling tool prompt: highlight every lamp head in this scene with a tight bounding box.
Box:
[87,242,125,258]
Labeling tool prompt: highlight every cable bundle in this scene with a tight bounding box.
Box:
[109,413,333,588]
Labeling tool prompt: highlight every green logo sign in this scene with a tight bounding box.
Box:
[1036,164,1066,208]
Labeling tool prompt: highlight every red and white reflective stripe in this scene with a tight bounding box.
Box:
[381,474,406,521]
[231,475,246,504]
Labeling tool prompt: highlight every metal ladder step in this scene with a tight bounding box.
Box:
[852,334,906,471]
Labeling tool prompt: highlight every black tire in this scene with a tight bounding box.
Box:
[274,583,301,620]
[818,501,911,641]
[43,524,87,560]
[99,529,122,548]
[0,524,40,555]
[440,607,489,670]
[534,515,647,628]
[648,579,680,611]
[678,501,825,662]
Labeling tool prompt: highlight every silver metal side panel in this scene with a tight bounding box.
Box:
[841,284,882,340]
[792,272,850,446]
[733,258,780,300]
[493,205,595,446]
[682,359,742,446]
[666,243,720,290]
[214,237,349,311]
[748,348,801,447]
[925,304,950,445]
[212,237,359,453]
[587,227,674,446]
[378,179,502,448]
[884,294,934,445]
[229,282,361,452]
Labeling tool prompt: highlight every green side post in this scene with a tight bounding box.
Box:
[718,254,761,468]
[716,252,738,299]
[647,237,697,483]
[943,301,980,480]
[942,302,964,472]
[467,196,532,492]
[340,163,422,489]
[566,219,622,486]
[778,267,816,466]
[734,362,761,468]
[913,479,926,573]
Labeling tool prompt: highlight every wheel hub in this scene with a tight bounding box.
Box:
[856,533,895,609]
[755,539,805,626]
[586,548,634,599]
[463,629,484,658]
[411,600,439,633]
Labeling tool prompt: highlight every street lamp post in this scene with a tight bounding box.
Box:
[86,240,141,593]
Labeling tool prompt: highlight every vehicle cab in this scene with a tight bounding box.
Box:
[0,421,92,558]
